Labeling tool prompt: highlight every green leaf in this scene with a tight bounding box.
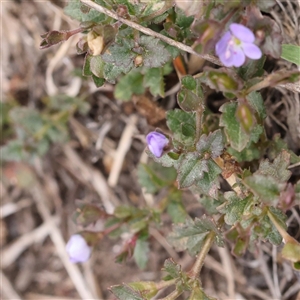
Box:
[83,54,93,76]
[102,39,135,73]
[168,216,223,255]
[243,174,283,203]
[162,258,181,279]
[228,143,261,162]
[246,91,266,121]
[137,164,164,194]
[92,75,105,87]
[194,159,222,198]
[143,68,165,97]
[197,195,223,215]
[0,140,29,162]
[177,88,202,112]
[103,62,123,83]
[64,0,106,22]
[139,36,171,68]
[167,191,187,223]
[202,68,243,93]
[133,238,149,270]
[249,124,263,144]
[177,153,208,189]
[73,202,108,227]
[175,7,194,27]
[257,151,291,184]
[90,55,105,78]
[146,149,180,168]
[178,76,204,112]
[182,75,197,90]
[281,44,300,66]
[233,237,248,257]
[196,129,224,159]
[188,286,217,300]
[10,107,44,135]
[235,103,255,134]
[261,207,286,245]
[268,134,300,164]
[114,70,145,101]
[140,1,165,17]
[217,192,250,225]
[166,109,196,147]
[110,284,144,300]
[128,281,158,300]
[282,242,300,263]
[47,94,90,115]
[137,162,176,194]
[114,205,137,219]
[237,56,266,80]
[219,102,249,151]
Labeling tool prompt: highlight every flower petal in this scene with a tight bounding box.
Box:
[242,42,262,59]
[215,31,232,56]
[219,51,235,67]
[146,132,168,158]
[66,234,92,263]
[230,23,255,43]
[231,48,246,67]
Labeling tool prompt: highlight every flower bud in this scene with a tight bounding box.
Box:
[134,55,143,67]
[87,31,104,56]
[66,234,92,263]
[146,132,169,158]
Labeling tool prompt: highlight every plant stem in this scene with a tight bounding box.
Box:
[157,289,183,300]
[156,278,177,290]
[195,108,203,143]
[188,231,216,279]
[103,222,123,236]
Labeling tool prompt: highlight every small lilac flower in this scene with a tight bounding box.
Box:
[66,234,92,263]
[146,132,169,158]
[215,23,262,67]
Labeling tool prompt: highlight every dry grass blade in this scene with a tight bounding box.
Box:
[0,271,22,300]
[30,184,95,299]
[1,216,60,269]
[62,144,117,213]
[217,247,235,299]
[0,198,33,219]
[108,114,138,187]
[25,293,74,300]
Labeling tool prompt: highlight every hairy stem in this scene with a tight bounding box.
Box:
[156,278,177,290]
[188,231,216,279]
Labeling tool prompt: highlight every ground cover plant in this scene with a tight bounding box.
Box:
[1,0,300,299]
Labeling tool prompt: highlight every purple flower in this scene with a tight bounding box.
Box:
[215,23,262,67]
[66,234,92,263]
[146,132,169,158]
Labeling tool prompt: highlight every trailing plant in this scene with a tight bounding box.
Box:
[38,0,300,299]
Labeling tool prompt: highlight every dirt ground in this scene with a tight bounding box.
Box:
[1,1,300,300]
